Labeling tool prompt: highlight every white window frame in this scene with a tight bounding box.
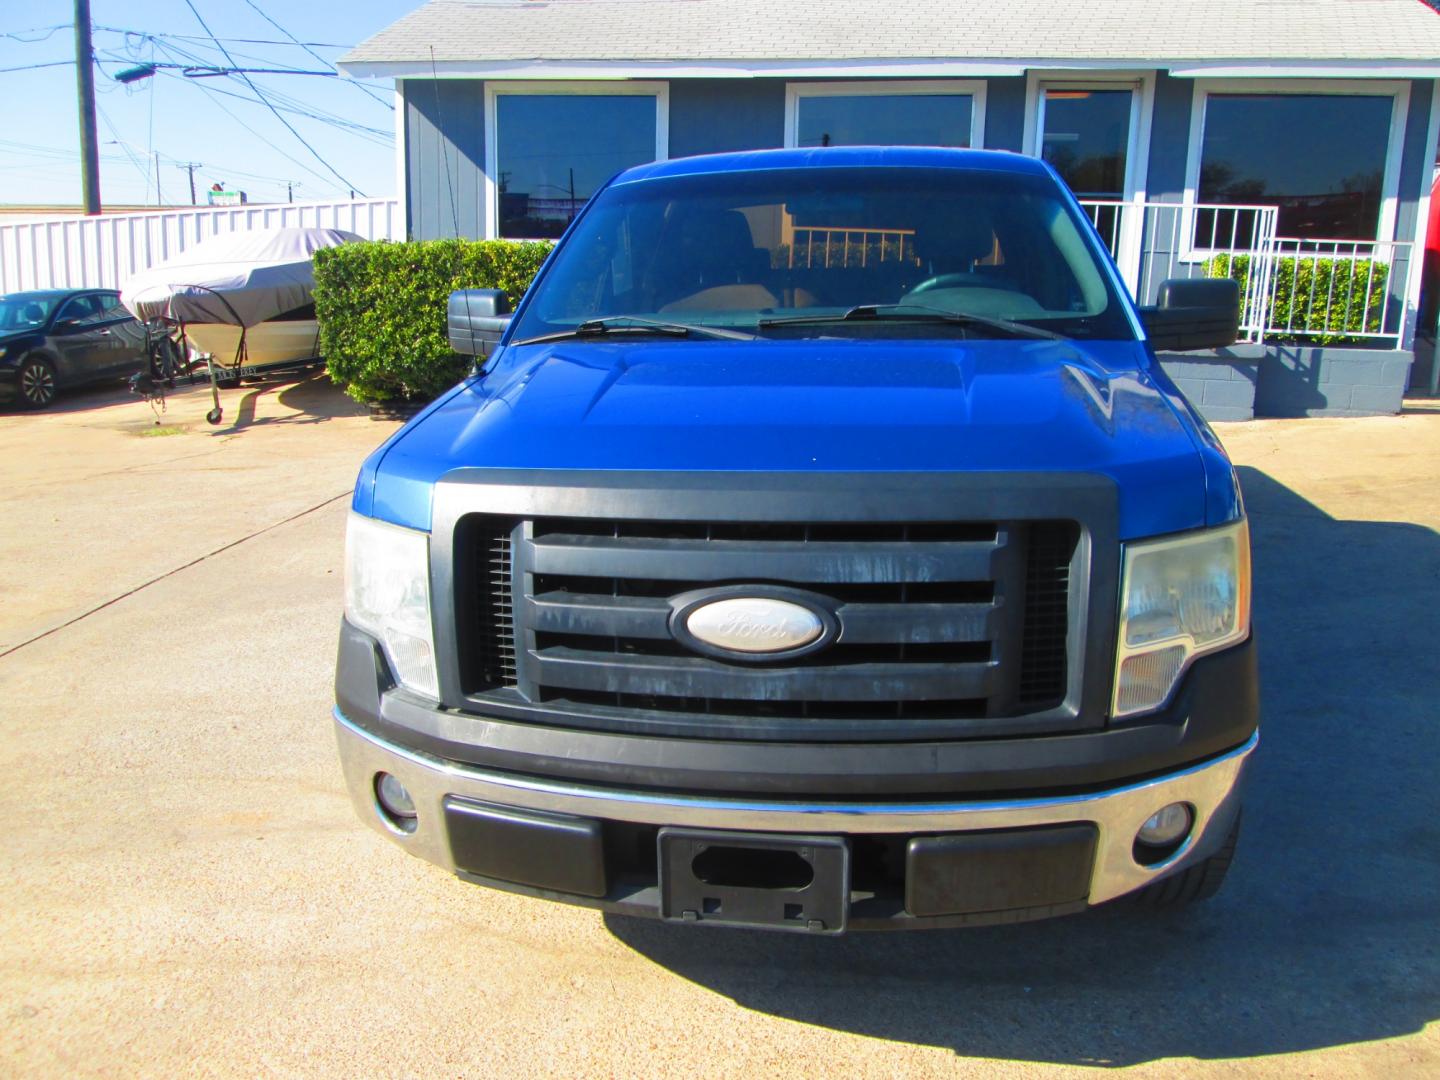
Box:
[1183,78,1410,251]
[395,81,409,238]
[1402,80,1440,354]
[483,81,669,240]
[1023,71,1156,288]
[1023,72,1155,204]
[783,80,987,151]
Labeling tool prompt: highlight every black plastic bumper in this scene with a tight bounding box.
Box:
[336,618,1259,800]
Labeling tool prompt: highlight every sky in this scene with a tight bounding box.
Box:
[0,0,415,207]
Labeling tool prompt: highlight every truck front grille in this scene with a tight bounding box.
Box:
[452,513,1083,740]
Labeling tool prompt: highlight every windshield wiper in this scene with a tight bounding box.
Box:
[512,315,757,346]
[758,303,1065,341]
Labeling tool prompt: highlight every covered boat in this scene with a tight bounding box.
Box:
[121,226,361,369]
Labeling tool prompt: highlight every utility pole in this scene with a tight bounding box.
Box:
[175,162,200,205]
[287,181,294,203]
[153,152,163,206]
[74,0,100,214]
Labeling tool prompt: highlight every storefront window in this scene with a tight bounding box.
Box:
[494,94,659,239]
[1197,93,1392,239]
[795,92,974,149]
[1041,88,1133,200]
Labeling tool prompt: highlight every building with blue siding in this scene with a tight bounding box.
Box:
[340,0,1440,416]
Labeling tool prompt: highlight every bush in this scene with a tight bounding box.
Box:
[315,238,552,404]
[1205,252,1389,345]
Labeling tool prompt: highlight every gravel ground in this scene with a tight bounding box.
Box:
[1,376,1437,1078]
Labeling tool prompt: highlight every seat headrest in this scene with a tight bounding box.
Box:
[913,211,995,268]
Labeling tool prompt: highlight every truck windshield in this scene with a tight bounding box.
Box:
[510,166,1136,344]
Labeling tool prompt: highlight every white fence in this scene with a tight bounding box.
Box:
[0,197,403,294]
[1079,199,1410,347]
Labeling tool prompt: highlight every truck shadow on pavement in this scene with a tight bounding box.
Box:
[605,465,1440,1066]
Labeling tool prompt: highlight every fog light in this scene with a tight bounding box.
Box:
[1137,803,1193,847]
[375,771,417,831]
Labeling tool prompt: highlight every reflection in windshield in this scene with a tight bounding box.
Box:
[510,166,1135,345]
[0,296,56,332]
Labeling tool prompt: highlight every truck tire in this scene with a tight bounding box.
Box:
[1130,814,1240,910]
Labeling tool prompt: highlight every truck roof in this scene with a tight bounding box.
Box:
[613,146,1050,187]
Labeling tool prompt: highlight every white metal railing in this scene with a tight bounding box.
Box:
[787,225,916,269]
[0,197,403,293]
[1259,237,1410,343]
[1081,200,1278,343]
[1078,199,1410,347]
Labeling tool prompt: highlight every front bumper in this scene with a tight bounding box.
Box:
[334,706,1255,930]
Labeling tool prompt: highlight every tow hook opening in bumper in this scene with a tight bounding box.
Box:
[333,708,1256,930]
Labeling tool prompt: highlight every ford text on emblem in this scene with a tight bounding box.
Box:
[669,588,839,662]
[686,598,823,654]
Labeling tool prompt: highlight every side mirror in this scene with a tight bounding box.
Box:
[448,289,512,357]
[1139,277,1241,352]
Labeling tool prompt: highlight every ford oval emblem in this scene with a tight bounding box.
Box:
[683,596,826,655]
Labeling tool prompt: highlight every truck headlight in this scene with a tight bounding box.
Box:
[344,512,439,700]
[1113,520,1250,718]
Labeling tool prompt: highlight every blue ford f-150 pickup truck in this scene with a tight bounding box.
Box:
[334,147,1257,933]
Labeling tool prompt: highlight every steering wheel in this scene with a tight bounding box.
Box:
[907,273,976,295]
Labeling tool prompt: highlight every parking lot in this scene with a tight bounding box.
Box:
[1,375,1437,1077]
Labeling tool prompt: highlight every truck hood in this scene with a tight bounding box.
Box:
[365,338,1214,539]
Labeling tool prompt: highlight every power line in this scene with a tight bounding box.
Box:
[97,34,390,140]
[93,25,355,49]
[8,24,354,48]
[179,0,366,195]
[130,60,390,144]
[2,26,71,43]
[235,0,392,111]
[95,104,154,192]
[162,62,340,77]
[141,47,350,196]
[0,134,311,203]
[0,59,73,74]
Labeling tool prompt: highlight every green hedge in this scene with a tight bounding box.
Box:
[315,239,552,404]
[1205,253,1389,345]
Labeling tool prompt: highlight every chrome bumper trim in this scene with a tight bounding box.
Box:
[333,708,1256,907]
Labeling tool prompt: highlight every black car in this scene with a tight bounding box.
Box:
[0,288,169,410]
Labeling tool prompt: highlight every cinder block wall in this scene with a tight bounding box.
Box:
[1159,346,1414,420]
[1254,347,1413,418]
[1157,354,1259,422]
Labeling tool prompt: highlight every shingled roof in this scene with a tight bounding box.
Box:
[340,0,1440,77]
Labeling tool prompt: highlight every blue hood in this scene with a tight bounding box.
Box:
[358,338,1236,539]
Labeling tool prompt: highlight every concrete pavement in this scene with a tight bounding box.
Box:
[1,376,1437,1077]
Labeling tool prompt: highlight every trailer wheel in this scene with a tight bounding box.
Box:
[206,407,223,425]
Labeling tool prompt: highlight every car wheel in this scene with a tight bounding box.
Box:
[1129,813,1240,910]
[17,356,57,410]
